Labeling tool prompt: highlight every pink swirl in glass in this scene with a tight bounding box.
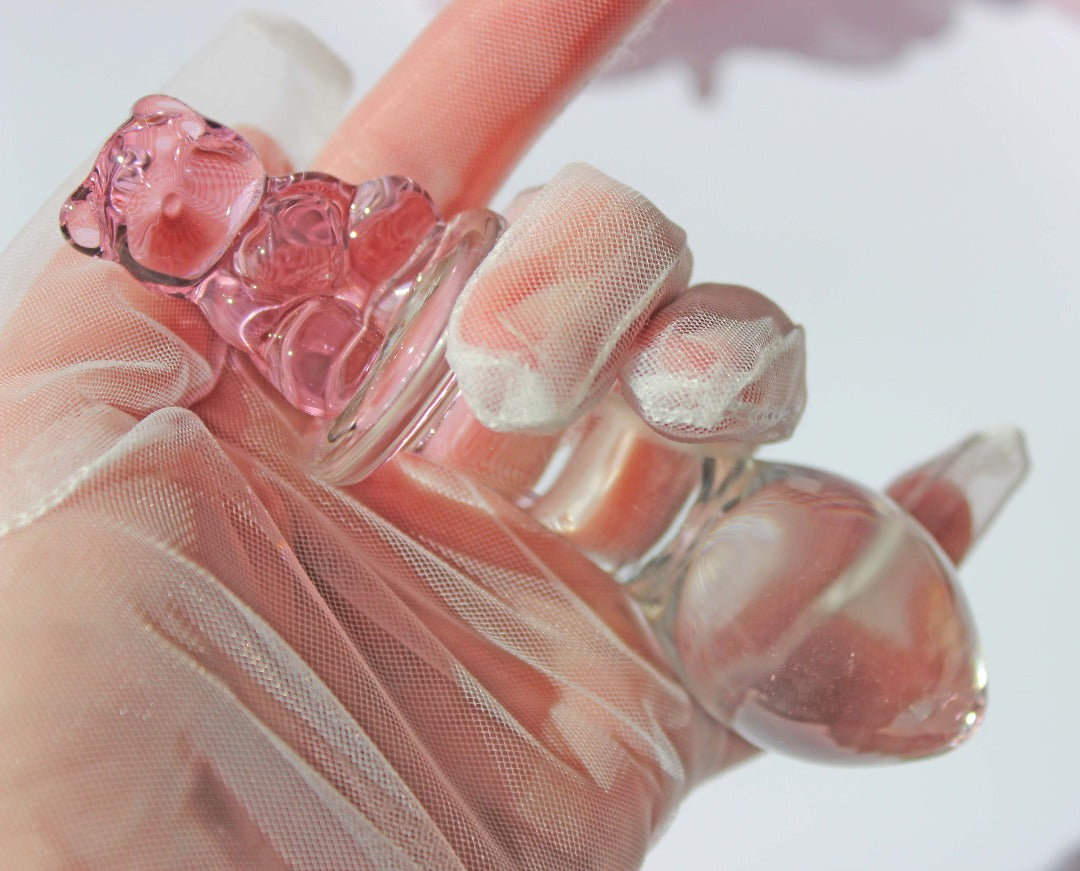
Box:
[60,95,453,418]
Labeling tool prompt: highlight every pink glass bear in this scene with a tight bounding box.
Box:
[60,95,465,418]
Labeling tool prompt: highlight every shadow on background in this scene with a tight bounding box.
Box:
[1050,844,1080,871]
[606,0,1076,94]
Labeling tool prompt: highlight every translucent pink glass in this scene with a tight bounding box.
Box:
[59,95,484,419]
[62,96,991,765]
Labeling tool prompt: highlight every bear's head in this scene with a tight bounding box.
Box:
[60,95,265,293]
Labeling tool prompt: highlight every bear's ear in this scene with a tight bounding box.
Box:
[131,94,198,124]
[59,182,102,256]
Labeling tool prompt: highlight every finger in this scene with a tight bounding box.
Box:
[411,392,713,572]
[314,0,662,212]
[447,163,692,432]
[887,426,1030,564]
[620,283,807,444]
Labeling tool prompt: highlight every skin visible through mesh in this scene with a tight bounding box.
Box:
[0,1,1007,867]
[317,0,665,211]
[448,163,692,432]
[620,284,807,442]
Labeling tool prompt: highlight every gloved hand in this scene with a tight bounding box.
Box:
[0,3,1025,869]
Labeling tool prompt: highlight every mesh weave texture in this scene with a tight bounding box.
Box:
[0,8,769,870]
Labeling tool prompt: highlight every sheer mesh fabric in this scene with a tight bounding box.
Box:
[317,0,668,213]
[0,10,767,871]
[620,283,806,443]
[448,163,693,433]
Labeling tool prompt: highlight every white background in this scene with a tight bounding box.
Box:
[3,2,1078,868]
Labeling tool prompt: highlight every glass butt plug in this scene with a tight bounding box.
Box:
[61,96,1026,764]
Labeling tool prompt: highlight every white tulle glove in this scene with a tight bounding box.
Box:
[0,5,1025,870]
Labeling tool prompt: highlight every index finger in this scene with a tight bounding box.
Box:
[314,0,660,213]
